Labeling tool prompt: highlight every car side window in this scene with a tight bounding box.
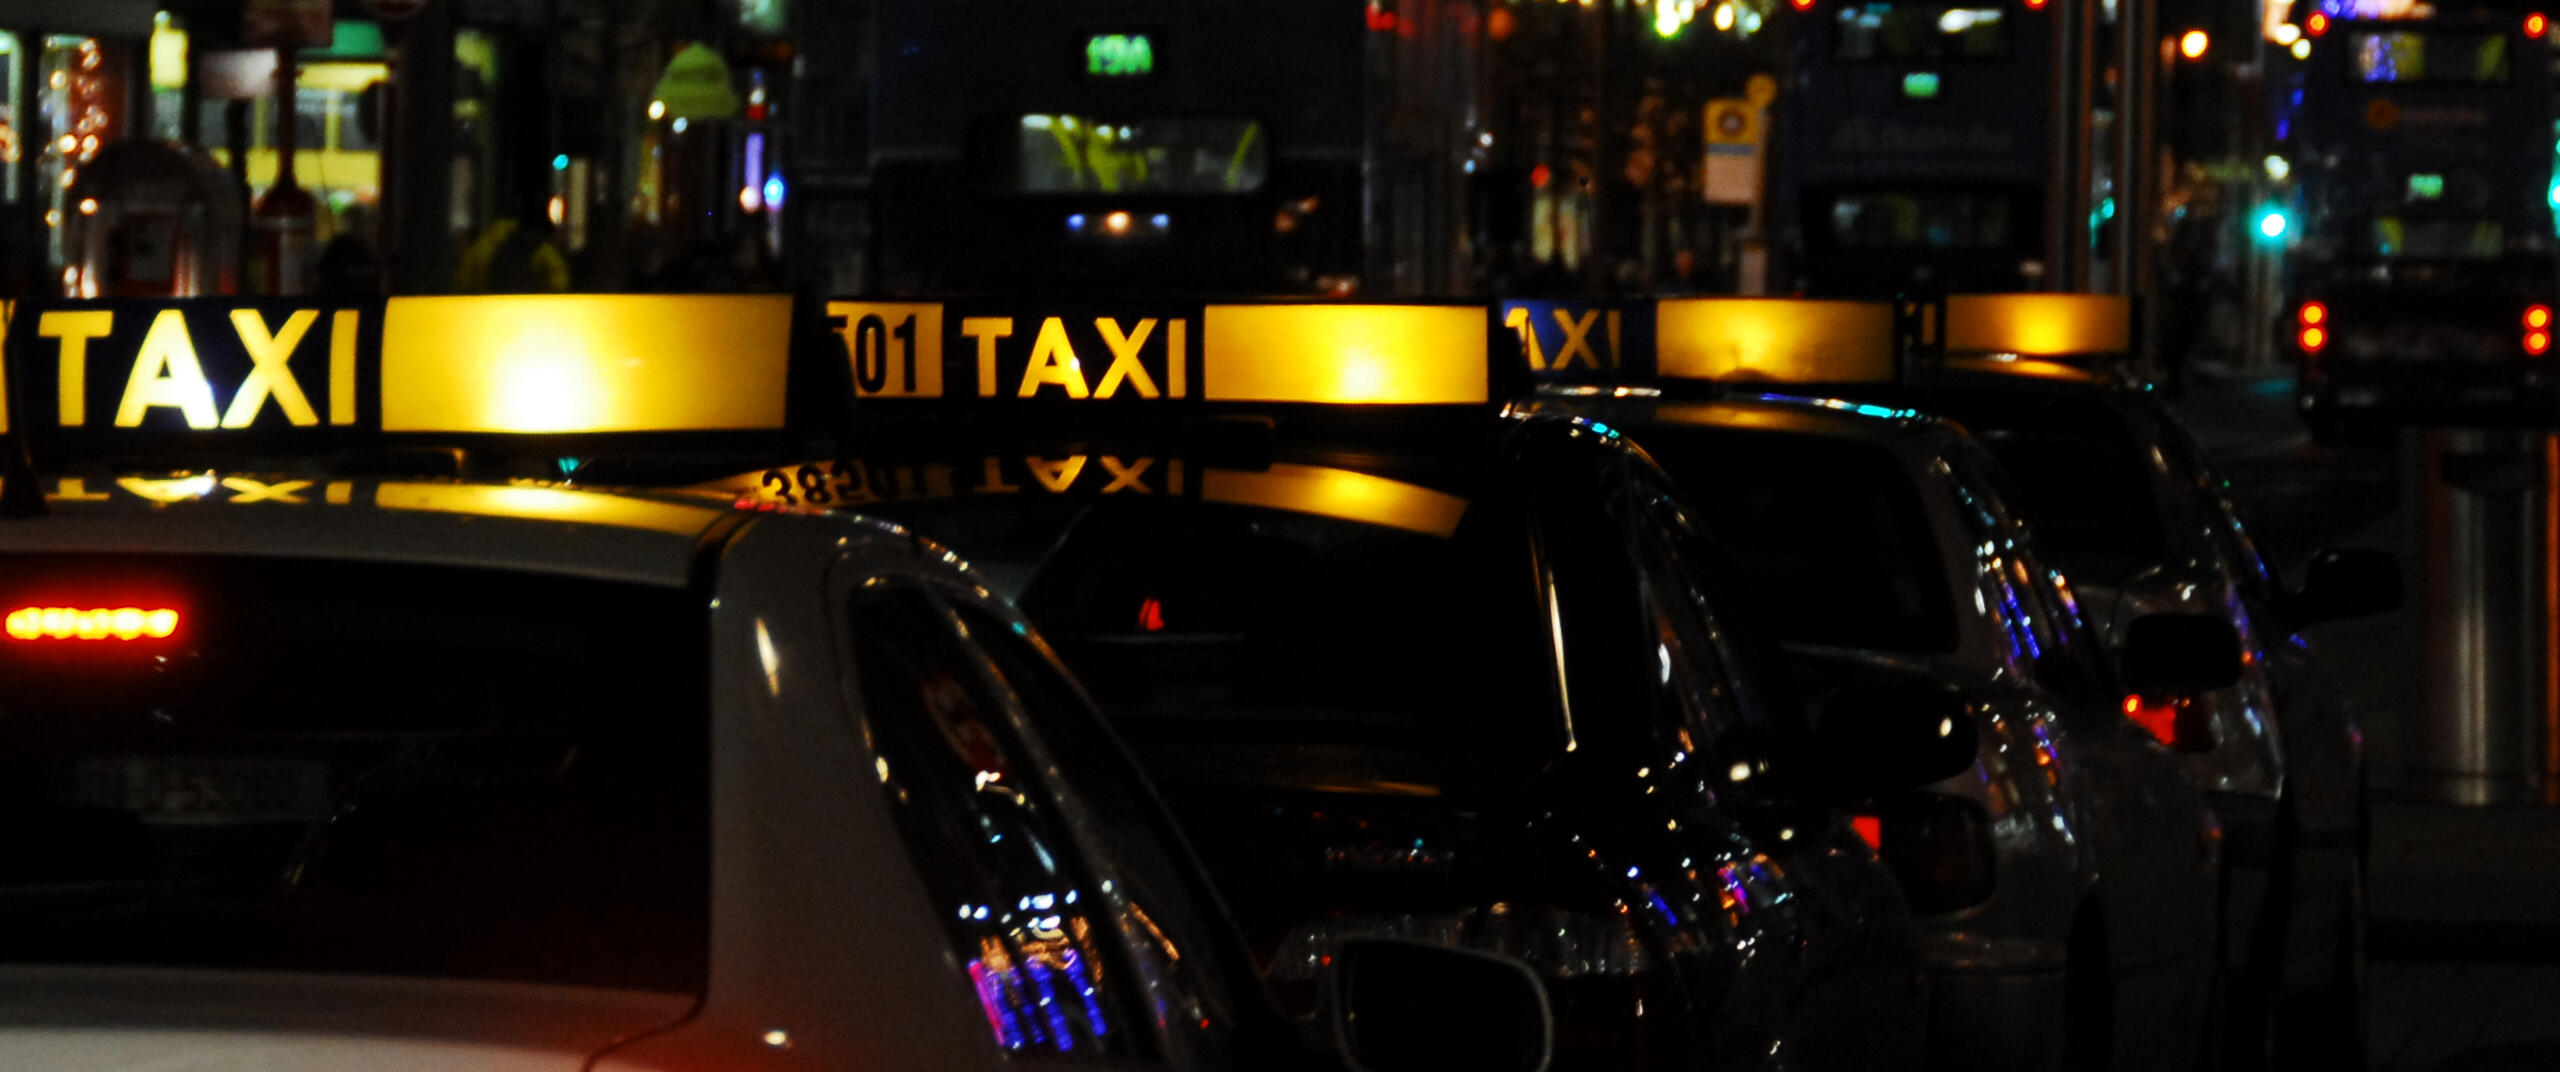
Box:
[1941,449,2115,700]
[948,601,1257,1065]
[1621,467,1756,747]
[844,585,1143,1061]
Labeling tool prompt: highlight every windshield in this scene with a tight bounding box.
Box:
[2348,30,2512,85]
[1834,1,2012,60]
[0,555,708,993]
[2357,216,2506,261]
[867,486,1560,795]
[1645,429,1959,653]
[1822,187,2027,251]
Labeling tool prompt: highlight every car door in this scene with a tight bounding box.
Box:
[1938,441,2222,1059]
[839,578,1278,1071]
[1622,457,1930,1072]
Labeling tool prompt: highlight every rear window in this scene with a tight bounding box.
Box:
[1646,430,1959,653]
[869,490,1560,795]
[0,555,708,993]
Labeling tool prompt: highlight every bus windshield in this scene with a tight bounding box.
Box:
[2349,30,2512,85]
[2358,216,2507,260]
[1835,1,2011,61]
[1825,188,2023,250]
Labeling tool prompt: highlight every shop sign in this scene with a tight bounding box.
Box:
[243,0,333,48]
[651,44,741,121]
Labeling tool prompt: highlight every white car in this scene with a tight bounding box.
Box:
[0,294,1551,1072]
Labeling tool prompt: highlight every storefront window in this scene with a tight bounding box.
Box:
[0,31,21,205]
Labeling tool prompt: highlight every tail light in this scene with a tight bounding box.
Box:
[2527,305,2551,356]
[1790,0,1816,12]
[1866,794,1995,914]
[2296,301,2329,354]
[2528,11,2548,37]
[2124,694,2180,746]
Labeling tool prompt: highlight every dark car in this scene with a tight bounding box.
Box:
[1824,354,2401,1068]
[718,299,1972,1071]
[1532,386,2234,1072]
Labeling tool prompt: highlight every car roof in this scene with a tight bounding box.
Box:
[4,474,753,588]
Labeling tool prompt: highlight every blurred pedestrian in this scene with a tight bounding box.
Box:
[454,201,570,293]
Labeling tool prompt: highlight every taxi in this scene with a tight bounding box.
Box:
[0,295,1548,1072]
[1802,293,2400,1069]
[715,299,1977,1071]
[1510,296,2239,1072]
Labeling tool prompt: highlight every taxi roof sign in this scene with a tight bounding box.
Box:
[382,295,791,433]
[831,300,1494,406]
[1942,294,2132,358]
[0,295,795,466]
[1654,298,1898,383]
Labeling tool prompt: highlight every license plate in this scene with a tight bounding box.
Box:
[74,757,332,824]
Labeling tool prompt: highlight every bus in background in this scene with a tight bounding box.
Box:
[867,1,1478,297]
[2283,10,2560,439]
[1774,0,2156,298]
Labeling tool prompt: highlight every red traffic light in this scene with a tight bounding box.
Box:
[2306,12,2329,36]
[2528,12,2549,36]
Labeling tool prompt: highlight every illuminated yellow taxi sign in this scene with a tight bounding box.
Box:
[33,305,364,429]
[382,295,791,433]
[1943,294,2132,358]
[0,295,794,443]
[830,301,1490,405]
[1652,298,1898,383]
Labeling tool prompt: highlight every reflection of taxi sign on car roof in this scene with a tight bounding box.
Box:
[1653,298,1899,383]
[730,453,1469,538]
[1942,293,2132,360]
[825,300,1490,405]
[0,295,793,454]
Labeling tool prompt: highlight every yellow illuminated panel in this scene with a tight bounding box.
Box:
[1654,299,1897,383]
[375,482,720,536]
[1201,305,1487,404]
[6,606,179,641]
[1943,294,2132,357]
[379,295,792,433]
[1201,464,1468,537]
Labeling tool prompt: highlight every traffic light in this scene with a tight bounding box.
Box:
[2256,207,2291,242]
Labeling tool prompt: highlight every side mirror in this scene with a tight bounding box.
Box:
[1812,683,1979,797]
[2121,613,2244,698]
[2285,547,2403,629]
[1324,939,1552,1072]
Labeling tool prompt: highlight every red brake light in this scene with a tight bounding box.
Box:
[2306,12,2329,35]
[2530,332,2552,356]
[1791,0,1817,12]
[2529,305,2551,330]
[2124,694,2180,748]
[2022,0,2048,10]
[2299,301,2327,326]
[2528,12,2548,37]
[1850,814,1883,850]
[5,606,180,641]
[2299,326,2328,352]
